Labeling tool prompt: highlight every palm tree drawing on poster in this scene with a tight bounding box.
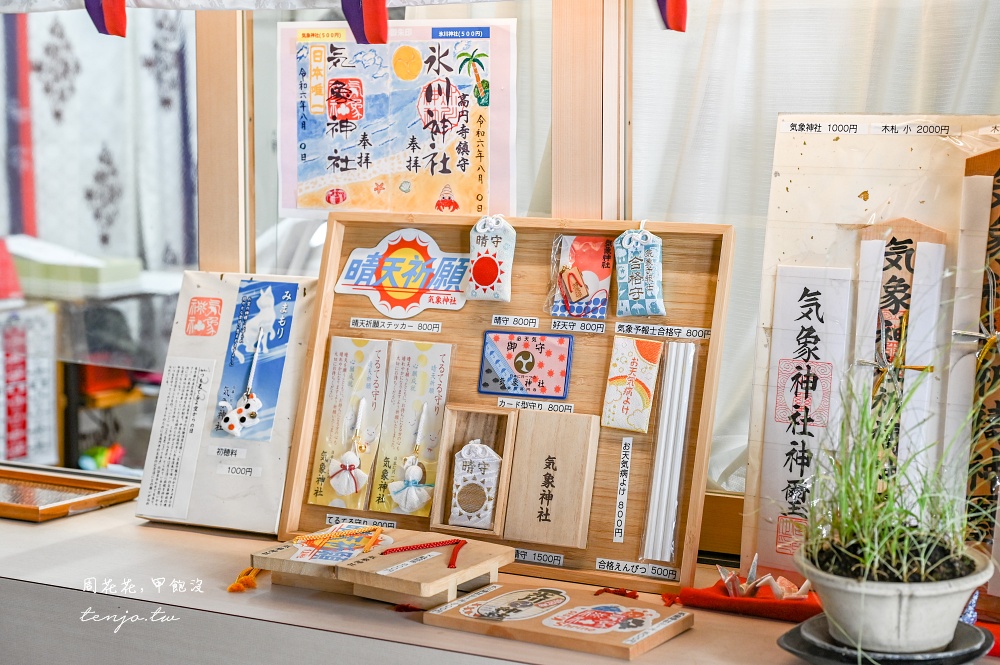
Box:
[458,49,489,107]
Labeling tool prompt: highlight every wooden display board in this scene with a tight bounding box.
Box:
[279,212,733,593]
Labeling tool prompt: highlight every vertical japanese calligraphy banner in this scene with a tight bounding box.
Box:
[757,266,851,573]
[744,114,1000,578]
[277,19,516,218]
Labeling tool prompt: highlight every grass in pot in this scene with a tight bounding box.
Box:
[796,378,994,654]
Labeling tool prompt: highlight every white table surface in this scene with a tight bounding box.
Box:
[0,501,995,664]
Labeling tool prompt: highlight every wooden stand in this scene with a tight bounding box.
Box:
[278,213,734,594]
[251,527,515,609]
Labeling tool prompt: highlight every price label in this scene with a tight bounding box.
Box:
[613,323,710,340]
[491,314,540,329]
[514,548,565,567]
[207,446,246,459]
[869,122,960,136]
[350,317,442,334]
[216,464,261,478]
[377,551,441,576]
[551,319,605,334]
[595,558,679,581]
[325,514,397,528]
[497,398,574,413]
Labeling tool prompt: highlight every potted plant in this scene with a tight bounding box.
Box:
[795,379,995,654]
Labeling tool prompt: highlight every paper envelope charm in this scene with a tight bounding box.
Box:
[468,215,516,302]
[448,440,502,529]
[602,336,664,433]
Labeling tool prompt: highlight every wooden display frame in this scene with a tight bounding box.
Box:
[430,404,520,539]
[279,212,733,593]
[0,465,138,522]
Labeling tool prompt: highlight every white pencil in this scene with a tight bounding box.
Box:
[643,344,677,560]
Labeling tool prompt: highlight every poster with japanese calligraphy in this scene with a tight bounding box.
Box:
[277,20,516,218]
[0,305,57,465]
[137,271,317,534]
[757,266,852,573]
[745,114,1000,576]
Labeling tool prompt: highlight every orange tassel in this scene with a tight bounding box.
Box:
[661,593,680,606]
[228,567,261,593]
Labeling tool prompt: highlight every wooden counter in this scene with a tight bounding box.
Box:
[0,502,994,664]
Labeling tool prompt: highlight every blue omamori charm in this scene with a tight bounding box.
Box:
[614,227,665,317]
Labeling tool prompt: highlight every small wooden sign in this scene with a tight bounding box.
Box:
[502,411,600,549]
[424,582,693,660]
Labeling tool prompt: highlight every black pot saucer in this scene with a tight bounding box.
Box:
[778,615,993,665]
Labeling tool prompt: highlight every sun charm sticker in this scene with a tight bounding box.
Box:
[335,228,470,319]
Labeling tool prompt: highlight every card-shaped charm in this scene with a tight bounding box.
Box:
[478,331,573,400]
[614,229,665,317]
[368,341,453,516]
[549,235,613,320]
[601,335,664,433]
[468,215,515,302]
[448,440,502,529]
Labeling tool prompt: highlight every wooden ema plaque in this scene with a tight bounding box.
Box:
[251,526,514,609]
[423,581,694,660]
[278,213,734,594]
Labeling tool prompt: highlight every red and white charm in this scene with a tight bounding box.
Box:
[468,215,515,302]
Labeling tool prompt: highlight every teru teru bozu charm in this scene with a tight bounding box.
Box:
[219,392,263,437]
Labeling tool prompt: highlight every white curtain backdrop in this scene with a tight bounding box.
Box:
[630,0,1000,492]
[1,0,504,13]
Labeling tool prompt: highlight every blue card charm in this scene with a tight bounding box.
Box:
[478,331,573,399]
[614,227,664,317]
[468,215,515,302]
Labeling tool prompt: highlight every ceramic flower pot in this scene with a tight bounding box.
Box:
[794,547,993,654]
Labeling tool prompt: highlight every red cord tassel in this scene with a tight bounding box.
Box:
[595,587,639,600]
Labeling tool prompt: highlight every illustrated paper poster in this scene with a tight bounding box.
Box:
[550,236,614,320]
[308,337,389,509]
[478,331,573,399]
[213,280,300,442]
[368,340,453,516]
[278,20,516,218]
[335,228,469,319]
[758,266,851,572]
[602,336,664,433]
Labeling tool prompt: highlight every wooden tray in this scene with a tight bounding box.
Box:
[279,212,734,594]
[0,466,139,522]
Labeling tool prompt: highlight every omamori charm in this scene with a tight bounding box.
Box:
[468,215,515,302]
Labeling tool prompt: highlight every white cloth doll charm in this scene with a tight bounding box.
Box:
[328,397,370,496]
[219,329,265,437]
[388,403,433,514]
[388,457,432,514]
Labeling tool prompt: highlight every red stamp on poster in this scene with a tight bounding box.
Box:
[327,78,365,122]
[4,326,27,459]
[775,515,807,555]
[186,297,223,337]
[773,359,833,427]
